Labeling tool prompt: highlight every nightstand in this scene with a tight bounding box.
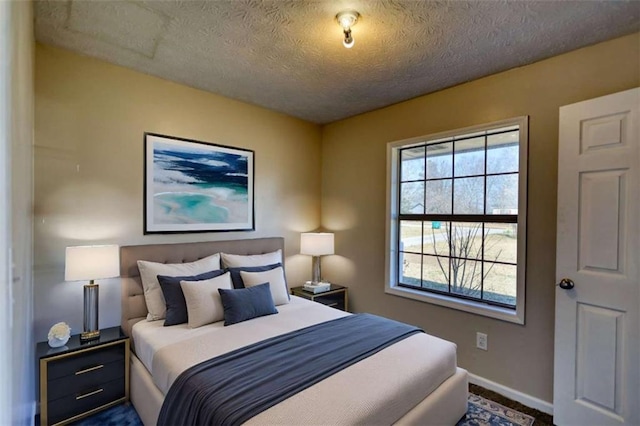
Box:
[291,284,348,311]
[36,326,130,426]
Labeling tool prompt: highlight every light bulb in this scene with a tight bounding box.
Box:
[343,29,354,48]
[339,16,353,29]
[336,10,359,49]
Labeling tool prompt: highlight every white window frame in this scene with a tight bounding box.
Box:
[385,117,528,324]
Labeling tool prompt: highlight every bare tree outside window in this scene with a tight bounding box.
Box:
[430,223,502,296]
[397,125,521,308]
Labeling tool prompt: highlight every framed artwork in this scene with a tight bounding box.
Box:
[144,133,254,234]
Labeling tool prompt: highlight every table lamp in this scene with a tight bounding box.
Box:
[300,233,334,284]
[65,245,120,342]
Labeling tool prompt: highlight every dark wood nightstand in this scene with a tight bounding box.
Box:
[36,326,130,426]
[291,284,349,311]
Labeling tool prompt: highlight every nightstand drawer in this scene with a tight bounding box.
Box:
[313,293,346,310]
[47,358,125,401]
[48,344,124,381]
[47,377,126,425]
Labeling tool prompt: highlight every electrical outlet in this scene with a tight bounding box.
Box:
[476,332,488,351]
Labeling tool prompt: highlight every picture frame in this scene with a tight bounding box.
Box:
[144,133,255,234]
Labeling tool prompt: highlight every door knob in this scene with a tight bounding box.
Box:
[557,278,575,290]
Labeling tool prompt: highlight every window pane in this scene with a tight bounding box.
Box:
[391,119,526,317]
[422,221,450,256]
[426,142,453,179]
[483,262,517,306]
[400,220,422,253]
[422,255,449,292]
[401,147,425,181]
[425,179,452,214]
[484,223,517,264]
[450,258,482,298]
[486,174,518,214]
[487,131,519,174]
[453,177,484,214]
[400,182,424,214]
[399,252,421,286]
[454,137,485,177]
[450,222,483,260]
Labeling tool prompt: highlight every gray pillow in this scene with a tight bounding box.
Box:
[227,263,282,289]
[157,269,225,326]
[137,253,221,321]
[218,283,278,326]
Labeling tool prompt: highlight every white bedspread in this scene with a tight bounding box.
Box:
[132,296,458,424]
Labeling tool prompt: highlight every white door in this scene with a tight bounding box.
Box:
[554,88,639,425]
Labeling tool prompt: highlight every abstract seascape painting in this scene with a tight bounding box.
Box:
[144,133,254,233]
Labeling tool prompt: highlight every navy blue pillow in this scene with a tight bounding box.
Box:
[218,283,278,326]
[158,269,226,326]
[226,263,282,289]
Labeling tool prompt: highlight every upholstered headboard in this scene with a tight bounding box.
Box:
[120,237,285,339]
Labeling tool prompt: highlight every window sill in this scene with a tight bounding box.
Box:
[385,285,524,324]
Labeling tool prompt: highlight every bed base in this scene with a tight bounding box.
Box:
[121,238,468,425]
[395,366,468,425]
[130,353,468,425]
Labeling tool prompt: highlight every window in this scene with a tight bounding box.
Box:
[385,117,527,324]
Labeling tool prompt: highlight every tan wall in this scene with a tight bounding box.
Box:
[34,44,322,341]
[320,33,640,403]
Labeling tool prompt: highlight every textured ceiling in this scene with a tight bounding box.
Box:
[35,0,640,124]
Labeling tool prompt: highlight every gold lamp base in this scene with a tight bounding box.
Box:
[80,330,100,342]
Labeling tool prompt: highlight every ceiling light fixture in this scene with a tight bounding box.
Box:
[336,10,359,49]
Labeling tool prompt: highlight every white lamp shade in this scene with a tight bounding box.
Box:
[300,233,334,256]
[65,245,120,281]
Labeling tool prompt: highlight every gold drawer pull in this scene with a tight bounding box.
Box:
[75,364,104,375]
[76,388,103,400]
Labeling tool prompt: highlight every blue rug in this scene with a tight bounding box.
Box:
[70,404,142,426]
[72,393,534,426]
[457,394,535,426]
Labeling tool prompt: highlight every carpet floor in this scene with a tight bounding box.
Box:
[70,385,550,426]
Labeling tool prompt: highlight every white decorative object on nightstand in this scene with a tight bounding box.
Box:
[303,281,331,294]
[47,322,71,348]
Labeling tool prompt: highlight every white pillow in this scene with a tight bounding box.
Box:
[240,267,289,306]
[137,253,221,321]
[221,249,282,268]
[181,272,232,328]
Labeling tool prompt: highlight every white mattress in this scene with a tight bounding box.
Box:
[132,296,350,376]
[132,296,458,424]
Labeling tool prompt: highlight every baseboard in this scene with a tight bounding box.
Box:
[468,373,554,415]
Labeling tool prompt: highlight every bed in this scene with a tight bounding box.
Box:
[120,237,468,425]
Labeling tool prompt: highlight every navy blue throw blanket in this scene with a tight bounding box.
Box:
[158,313,422,426]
